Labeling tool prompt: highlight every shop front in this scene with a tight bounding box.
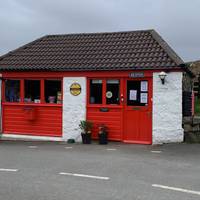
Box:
[1,70,153,143]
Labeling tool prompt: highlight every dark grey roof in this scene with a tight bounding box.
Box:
[0,29,183,71]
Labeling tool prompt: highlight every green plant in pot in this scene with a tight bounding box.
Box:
[98,124,108,145]
[79,120,93,144]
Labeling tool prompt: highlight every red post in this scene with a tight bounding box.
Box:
[41,79,45,103]
[20,79,24,102]
[192,90,195,116]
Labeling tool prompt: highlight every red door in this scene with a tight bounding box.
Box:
[123,78,152,144]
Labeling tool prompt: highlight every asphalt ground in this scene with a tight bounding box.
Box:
[0,141,199,200]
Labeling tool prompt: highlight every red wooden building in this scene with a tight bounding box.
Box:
[0,30,185,144]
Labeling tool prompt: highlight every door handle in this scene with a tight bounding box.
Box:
[120,94,124,103]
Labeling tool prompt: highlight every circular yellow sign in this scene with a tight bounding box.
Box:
[70,83,81,96]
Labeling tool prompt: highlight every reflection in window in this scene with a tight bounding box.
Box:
[45,80,62,103]
[24,80,40,103]
[106,80,120,104]
[5,80,20,102]
[90,80,102,104]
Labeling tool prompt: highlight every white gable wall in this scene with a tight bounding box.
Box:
[153,72,184,144]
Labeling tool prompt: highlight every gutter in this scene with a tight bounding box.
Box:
[179,63,195,78]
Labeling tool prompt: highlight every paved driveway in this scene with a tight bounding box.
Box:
[0,141,199,200]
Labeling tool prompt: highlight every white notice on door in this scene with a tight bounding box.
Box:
[141,81,148,92]
[129,90,137,100]
[140,93,148,103]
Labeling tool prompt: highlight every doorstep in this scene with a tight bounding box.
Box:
[1,134,62,142]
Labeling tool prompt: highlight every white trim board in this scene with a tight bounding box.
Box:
[1,134,62,141]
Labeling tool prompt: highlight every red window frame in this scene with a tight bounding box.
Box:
[2,78,63,105]
[87,78,123,107]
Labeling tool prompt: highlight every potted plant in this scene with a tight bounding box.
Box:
[79,120,93,144]
[98,124,108,144]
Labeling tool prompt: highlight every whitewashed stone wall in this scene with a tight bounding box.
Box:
[153,72,184,144]
[62,77,86,141]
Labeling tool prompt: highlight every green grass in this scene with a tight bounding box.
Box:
[195,97,200,115]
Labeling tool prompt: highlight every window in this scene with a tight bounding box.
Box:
[90,80,102,104]
[24,80,40,103]
[45,80,62,103]
[127,80,148,106]
[106,80,120,104]
[5,80,20,102]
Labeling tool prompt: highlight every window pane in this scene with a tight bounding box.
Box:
[127,80,148,106]
[106,80,120,104]
[5,80,20,102]
[24,80,40,103]
[45,80,62,103]
[90,80,102,104]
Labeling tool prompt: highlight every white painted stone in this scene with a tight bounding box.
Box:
[153,72,184,144]
[62,77,86,142]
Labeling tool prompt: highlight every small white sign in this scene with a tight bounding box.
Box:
[141,81,148,92]
[106,91,113,98]
[140,93,148,103]
[129,90,137,100]
[34,99,41,103]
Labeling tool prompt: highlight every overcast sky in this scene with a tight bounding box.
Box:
[0,0,199,62]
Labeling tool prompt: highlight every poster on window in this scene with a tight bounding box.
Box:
[129,90,137,100]
[140,93,148,103]
[141,81,148,92]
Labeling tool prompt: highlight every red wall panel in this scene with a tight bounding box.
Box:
[87,107,123,141]
[3,104,62,137]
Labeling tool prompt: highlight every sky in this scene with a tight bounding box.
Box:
[0,0,199,62]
